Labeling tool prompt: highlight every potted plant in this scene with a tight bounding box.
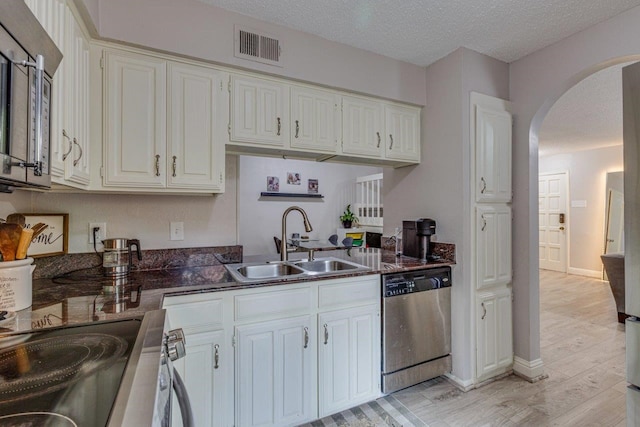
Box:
[340,204,358,229]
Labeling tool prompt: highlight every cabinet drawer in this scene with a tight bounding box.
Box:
[163,296,223,330]
[318,277,379,309]
[235,287,312,322]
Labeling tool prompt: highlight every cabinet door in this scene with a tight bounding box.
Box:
[476,289,513,381]
[341,95,384,157]
[474,103,512,202]
[318,304,380,417]
[476,205,512,289]
[236,315,315,427]
[290,85,340,153]
[171,330,228,427]
[230,75,288,146]
[168,63,224,191]
[384,104,420,162]
[103,50,166,188]
[64,10,90,186]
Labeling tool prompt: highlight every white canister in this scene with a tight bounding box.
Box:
[0,258,35,311]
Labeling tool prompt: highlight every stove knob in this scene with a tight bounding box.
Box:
[165,328,187,361]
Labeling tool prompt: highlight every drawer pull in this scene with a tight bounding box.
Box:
[323,323,329,345]
[303,327,309,349]
[214,344,219,369]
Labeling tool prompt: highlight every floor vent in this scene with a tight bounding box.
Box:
[234,25,282,67]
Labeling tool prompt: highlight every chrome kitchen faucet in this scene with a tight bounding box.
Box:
[281,206,313,261]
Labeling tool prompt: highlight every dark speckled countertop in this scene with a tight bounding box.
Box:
[2,244,455,334]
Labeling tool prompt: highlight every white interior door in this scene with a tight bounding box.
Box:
[539,172,568,272]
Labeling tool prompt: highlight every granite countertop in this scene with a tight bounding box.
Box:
[2,247,455,334]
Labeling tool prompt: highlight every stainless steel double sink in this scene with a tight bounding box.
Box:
[225,257,371,284]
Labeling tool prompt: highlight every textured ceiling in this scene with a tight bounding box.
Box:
[196,0,640,155]
[539,64,630,156]
[197,0,640,66]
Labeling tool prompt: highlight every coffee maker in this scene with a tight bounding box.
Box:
[402,218,436,260]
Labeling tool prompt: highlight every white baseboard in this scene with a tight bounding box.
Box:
[513,357,546,382]
[567,267,602,279]
[443,373,475,392]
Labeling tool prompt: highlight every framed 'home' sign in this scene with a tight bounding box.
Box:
[19,213,69,257]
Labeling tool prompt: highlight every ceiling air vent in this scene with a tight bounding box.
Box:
[234,25,283,67]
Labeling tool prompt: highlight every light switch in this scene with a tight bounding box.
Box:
[170,222,184,241]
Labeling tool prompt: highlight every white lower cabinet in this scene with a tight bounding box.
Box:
[163,274,380,427]
[171,330,227,427]
[236,315,315,427]
[318,303,380,416]
[476,287,513,381]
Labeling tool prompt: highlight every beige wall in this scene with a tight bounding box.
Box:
[510,5,640,363]
[0,155,238,253]
[237,156,381,256]
[539,145,623,274]
[91,0,426,105]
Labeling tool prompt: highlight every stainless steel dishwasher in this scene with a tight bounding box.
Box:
[381,266,452,393]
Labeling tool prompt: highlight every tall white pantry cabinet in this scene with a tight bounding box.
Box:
[470,92,514,382]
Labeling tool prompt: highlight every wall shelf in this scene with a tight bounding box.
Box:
[260,192,324,200]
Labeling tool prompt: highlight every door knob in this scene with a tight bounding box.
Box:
[559,226,565,231]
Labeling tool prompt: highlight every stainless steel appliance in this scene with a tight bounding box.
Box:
[0,310,193,427]
[0,0,62,192]
[402,218,436,261]
[381,267,452,393]
[102,238,142,277]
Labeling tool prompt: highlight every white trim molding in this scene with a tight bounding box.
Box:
[444,373,476,392]
[513,356,546,382]
[567,267,602,279]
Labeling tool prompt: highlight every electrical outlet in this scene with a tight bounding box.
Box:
[89,222,106,244]
[170,222,184,241]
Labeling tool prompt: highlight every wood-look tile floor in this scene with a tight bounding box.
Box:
[307,271,626,427]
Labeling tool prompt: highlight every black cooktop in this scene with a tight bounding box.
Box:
[0,319,141,427]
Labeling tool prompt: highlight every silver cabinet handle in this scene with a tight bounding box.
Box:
[72,138,82,167]
[480,177,487,194]
[389,134,394,150]
[277,117,281,136]
[295,120,300,138]
[376,132,381,148]
[303,327,309,349]
[214,344,219,369]
[481,214,487,231]
[481,302,487,320]
[172,155,177,177]
[155,154,160,176]
[62,129,73,161]
[323,323,329,345]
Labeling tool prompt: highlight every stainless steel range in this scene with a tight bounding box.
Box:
[0,310,192,426]
[381,267,452,393]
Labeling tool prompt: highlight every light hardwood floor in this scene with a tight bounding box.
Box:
[306,271,626,426]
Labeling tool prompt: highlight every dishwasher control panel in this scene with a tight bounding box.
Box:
[383,267,451,297]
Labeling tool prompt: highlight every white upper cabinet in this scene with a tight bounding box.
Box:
[384,103,421,162]
[341,95,384,158]
[102,48,225,192]
[474,102,512,203]
[103,49,166,188]
[476,205,512,290]
[26,0,91,188]
[230,74,289,147]
[168,63,225,191]
[290,85,340,153]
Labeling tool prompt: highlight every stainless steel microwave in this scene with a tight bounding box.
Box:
[0,0,61,192]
